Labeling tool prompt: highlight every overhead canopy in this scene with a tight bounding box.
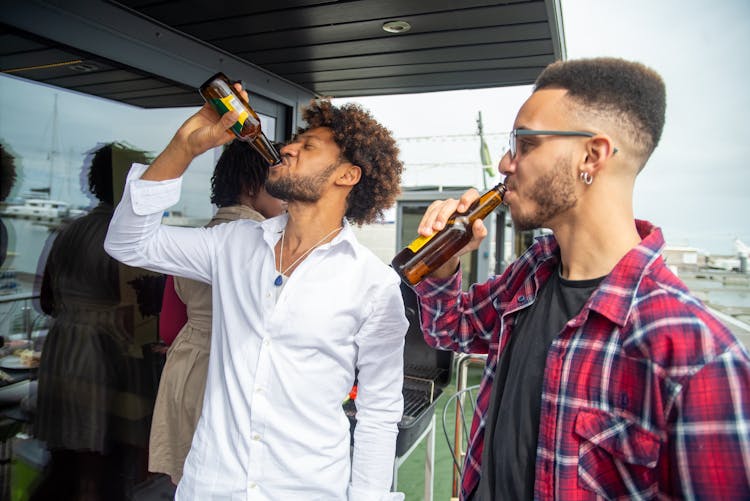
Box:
[0,0,565,109]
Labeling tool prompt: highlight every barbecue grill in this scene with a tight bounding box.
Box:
[346,281,452,456]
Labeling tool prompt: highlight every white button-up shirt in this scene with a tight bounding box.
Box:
[105,164,408,500]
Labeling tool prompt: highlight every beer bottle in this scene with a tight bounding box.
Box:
[392,183,506,286]
[199,72,282,166]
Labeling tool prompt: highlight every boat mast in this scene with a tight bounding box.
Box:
[47,93,60,198]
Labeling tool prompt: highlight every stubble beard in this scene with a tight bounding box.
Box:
[511,154,578,232]
[266,161,340,204]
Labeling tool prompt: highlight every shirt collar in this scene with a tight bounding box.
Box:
[585,219,665,326]
[530,220,665,327]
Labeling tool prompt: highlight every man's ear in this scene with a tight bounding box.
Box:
[583,135,616,174]
[336,164,361,187]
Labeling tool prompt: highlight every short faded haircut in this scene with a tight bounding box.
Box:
[535,57,666,163]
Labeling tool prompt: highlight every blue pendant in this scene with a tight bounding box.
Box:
[274,274,283,286]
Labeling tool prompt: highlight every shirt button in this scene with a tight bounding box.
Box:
[255,387,263,393]
[253,434,261,441]
[263,338,270,346]
[518,295,526,303]
[249,482,257,489]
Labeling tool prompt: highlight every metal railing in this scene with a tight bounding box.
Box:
[443,353,487,499]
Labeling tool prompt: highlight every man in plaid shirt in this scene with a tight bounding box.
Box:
[413,57,750,500]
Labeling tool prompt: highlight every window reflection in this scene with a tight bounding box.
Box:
[0,74,230,498]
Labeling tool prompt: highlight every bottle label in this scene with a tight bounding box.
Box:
[212,95,249,136]
[407,233,435,253]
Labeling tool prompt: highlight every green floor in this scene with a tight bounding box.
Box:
[397,365,483,501]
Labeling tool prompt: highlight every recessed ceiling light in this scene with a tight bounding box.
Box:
[68,62,99,73]
[382,20,411,34]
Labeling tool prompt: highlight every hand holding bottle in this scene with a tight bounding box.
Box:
[142,82,247,181]
[175,97,242,155]
[418,188,486,242]
[392,184,505,285]
[199,73,281,166]
[424,188,487,278]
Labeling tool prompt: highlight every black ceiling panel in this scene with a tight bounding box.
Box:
[0,23,202,108]
[1,0,564,107]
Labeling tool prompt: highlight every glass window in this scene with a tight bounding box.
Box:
[0,73,288,496]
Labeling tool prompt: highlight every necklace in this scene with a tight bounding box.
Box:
[274,226,343,286]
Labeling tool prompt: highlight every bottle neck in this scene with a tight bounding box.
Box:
[465,182,506,220]
[487,182,506,198]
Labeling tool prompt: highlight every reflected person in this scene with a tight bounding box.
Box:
[1,143,18,267]
[32,142,155,501]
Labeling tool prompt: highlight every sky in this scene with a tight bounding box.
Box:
[331,0,750,255]
[1,0,748,255]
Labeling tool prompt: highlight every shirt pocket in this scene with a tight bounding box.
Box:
[574,406,662,500]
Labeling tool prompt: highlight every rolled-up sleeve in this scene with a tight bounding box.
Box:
[104,163,214,284]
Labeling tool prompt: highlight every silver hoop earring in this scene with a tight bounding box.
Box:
[580,171,593,185]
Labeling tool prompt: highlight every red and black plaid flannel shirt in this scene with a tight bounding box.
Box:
[415,220,750,500]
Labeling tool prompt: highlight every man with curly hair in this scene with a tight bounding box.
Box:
[148,140,286,486]
[412,57,750,500]
[105,90,408,500]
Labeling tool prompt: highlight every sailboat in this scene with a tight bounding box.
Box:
[0,94,85,224]
[0,198,84,222]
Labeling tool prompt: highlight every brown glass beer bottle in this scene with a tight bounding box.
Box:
[199,72,282,166]
[392,183,506,286]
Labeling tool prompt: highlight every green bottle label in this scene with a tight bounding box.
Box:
[210,95,248,136]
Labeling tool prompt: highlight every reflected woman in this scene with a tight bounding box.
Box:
[32,143,154,501]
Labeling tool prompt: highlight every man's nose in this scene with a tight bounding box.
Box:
[498,150,513,175]
[279,143,297,156]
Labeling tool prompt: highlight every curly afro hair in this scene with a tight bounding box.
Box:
[211,140,280,208]
[88,142,151,205]
[535,57,666,162]
[0,144,17,202]
[298,99,403,226]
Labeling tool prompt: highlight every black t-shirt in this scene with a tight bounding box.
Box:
[473,265,604,501]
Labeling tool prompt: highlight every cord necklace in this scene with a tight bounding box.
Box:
[274,226,342,286]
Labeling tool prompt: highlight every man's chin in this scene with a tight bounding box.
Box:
[510,214,539,233]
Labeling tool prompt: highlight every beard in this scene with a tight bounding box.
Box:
[266,161,340,203]
[511,154,577,232]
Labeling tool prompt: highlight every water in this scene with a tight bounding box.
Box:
[701,288,750,309]
[681,276,750,310]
